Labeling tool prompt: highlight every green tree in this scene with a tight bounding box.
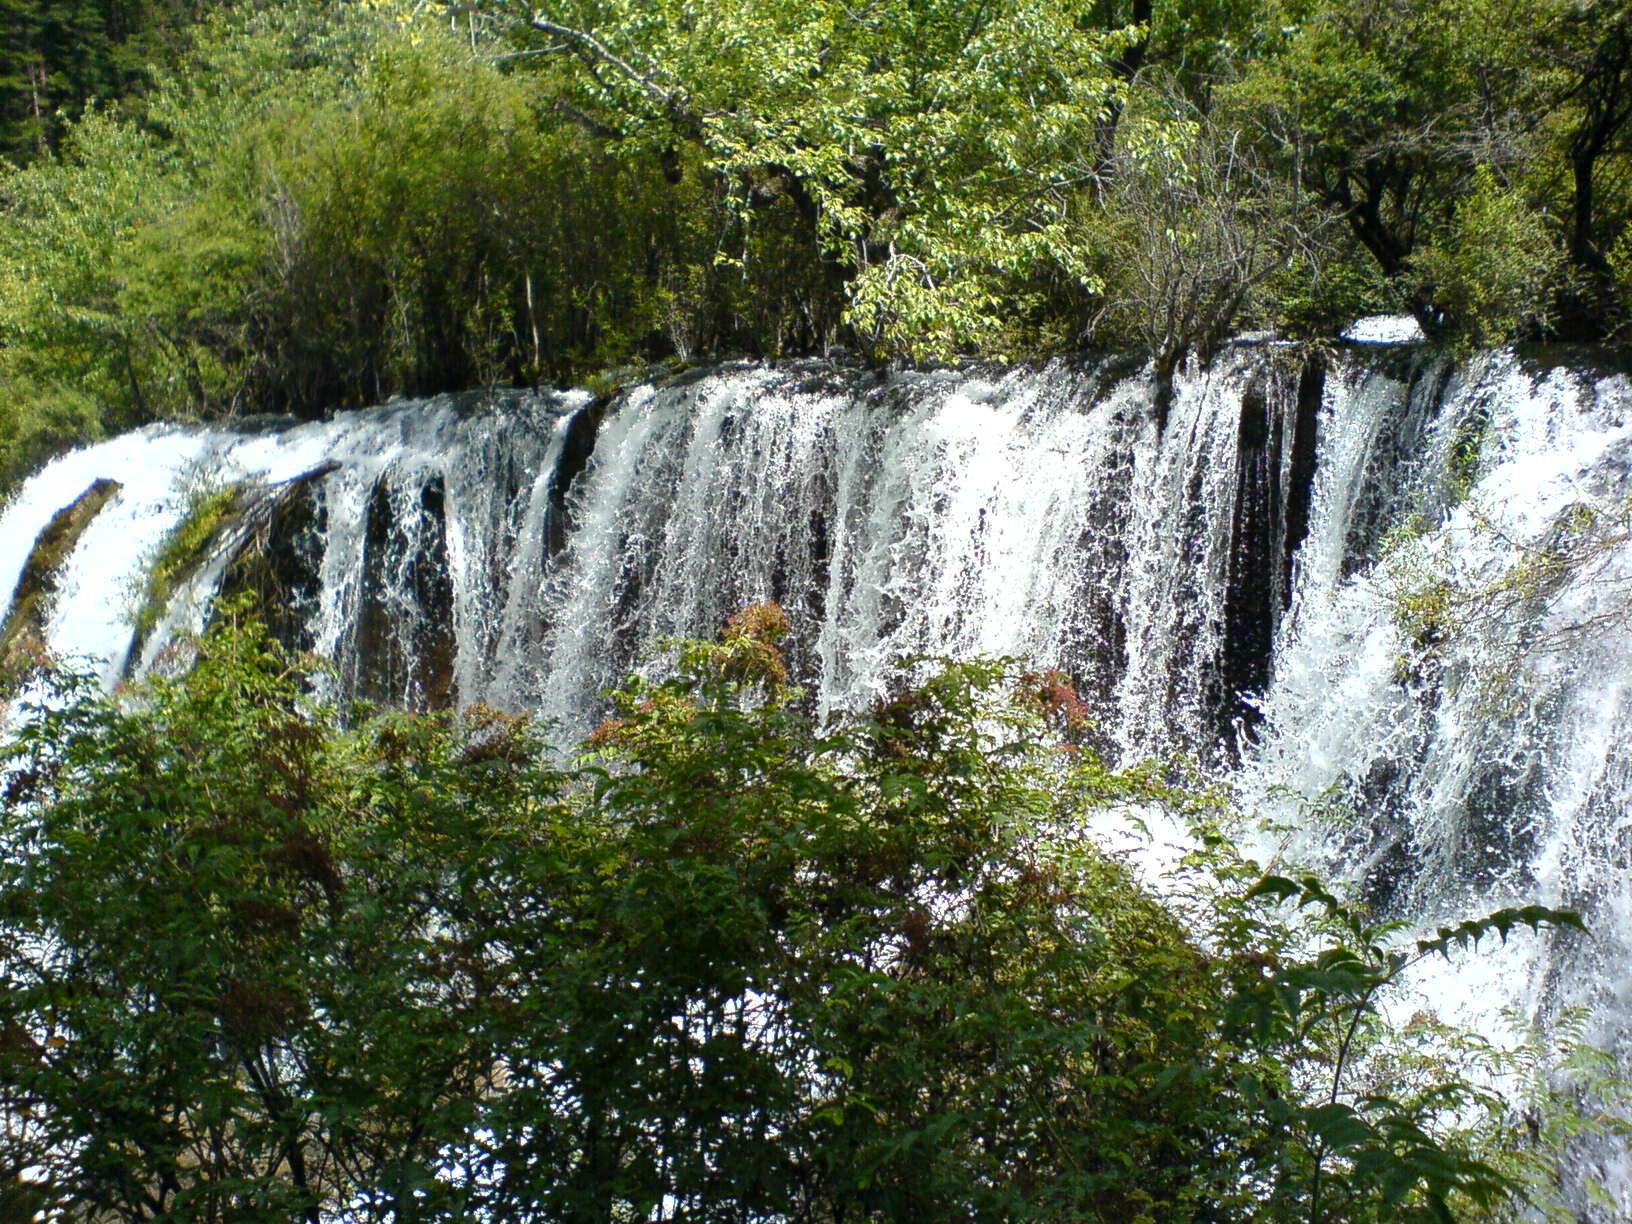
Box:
[518,0,1126,360]
[1232,0,1532,333]
[1232,0,1632,342]
[0,603,1591,1222]
[1524,0,1632,336]
[0,108,176,487]
[0,0,704,488]
[0,0,210,161]
[1087,82,1324,425]
[0,615,556,1220]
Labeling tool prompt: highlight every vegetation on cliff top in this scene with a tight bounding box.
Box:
[5,0,1632,487]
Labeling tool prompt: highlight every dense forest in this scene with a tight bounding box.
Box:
[4,0,1632,488]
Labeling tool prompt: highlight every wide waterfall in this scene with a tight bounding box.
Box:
[3,339,1631,1202]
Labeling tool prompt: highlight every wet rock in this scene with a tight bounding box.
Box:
[217,463,339,654]
[349,474,455,711]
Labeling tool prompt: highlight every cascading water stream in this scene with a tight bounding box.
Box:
[0,389,588,705]
[498,352,1307,755]
[0,351,1313,750]
[2,340,1630,1208]
[1242,349,1632,1207]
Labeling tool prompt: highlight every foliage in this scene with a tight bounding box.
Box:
[0,0,205,162]
[9,0,1632,485]
[1223,872,1582,1224]
[523,0,1122,363]
[1230,0,1632,341]
[1382,491,1632,698]
[1472,1009,1632,1221]
[1086,88,1324,415]
[0,616,554,1221]
[1410,168,1566,351]
[0,0,696,484]
[0,110,176,489]
[130,480,243,641]
[0,606,1595,1222]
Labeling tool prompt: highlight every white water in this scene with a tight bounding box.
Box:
[500,354,1302,755]
[3,343,1630,1206]
[1243,352,1632,1207]
[1,390,587,705]
[0,355,1305,747]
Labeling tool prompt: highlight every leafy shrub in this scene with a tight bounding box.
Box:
[0,1,703,486]
[0,607,1593,1222]
[1410,168,1565,349]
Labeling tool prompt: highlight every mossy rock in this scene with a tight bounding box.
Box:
[130,483,247,657]
[0,478,123,694]
[215,463,337,654]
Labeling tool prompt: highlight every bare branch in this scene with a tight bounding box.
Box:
[529,15,680,110]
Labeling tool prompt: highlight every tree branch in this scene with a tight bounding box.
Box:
[529,15,679,110]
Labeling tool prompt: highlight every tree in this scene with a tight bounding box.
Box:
[0,0,703,485]
[0,613,553,1221]
[1232,0,1632,342]
[0,0,209,161]
[1088,83,1325,426]
[0,608,1246,1220]
[1234,0,1531,333]
[517,0,1126,360]
[0,602,1588,1221]
[1528,0,1632,335]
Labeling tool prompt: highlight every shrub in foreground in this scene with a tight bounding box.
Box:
[0,611,1585,1222]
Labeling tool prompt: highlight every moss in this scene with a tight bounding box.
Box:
[0,478,123,693]
[580,363,649,400]
[132,483,246,645]
[1448,407,1491,499]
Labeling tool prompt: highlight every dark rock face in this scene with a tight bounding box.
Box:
[1217,374,1281,742]
[1281,355,1325,603]
[1208,354,1325,748]
[217,463,338,655]
[348,474,456,711]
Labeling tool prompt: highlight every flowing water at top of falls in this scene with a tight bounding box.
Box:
[3,342,1631,1209]
[503,355,1295,756]
[3,351,1298,752]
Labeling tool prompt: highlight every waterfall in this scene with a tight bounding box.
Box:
[1243,349,1632,1204]
[0,389,587,705]
[3,340,1630,1202]
[495,352,1311,754]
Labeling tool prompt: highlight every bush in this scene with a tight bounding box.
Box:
[1410,167,1566,348]
[0,0,706,483]
[0,606,1591,1222]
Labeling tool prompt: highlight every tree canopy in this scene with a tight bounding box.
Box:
[5,0,1632,480]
